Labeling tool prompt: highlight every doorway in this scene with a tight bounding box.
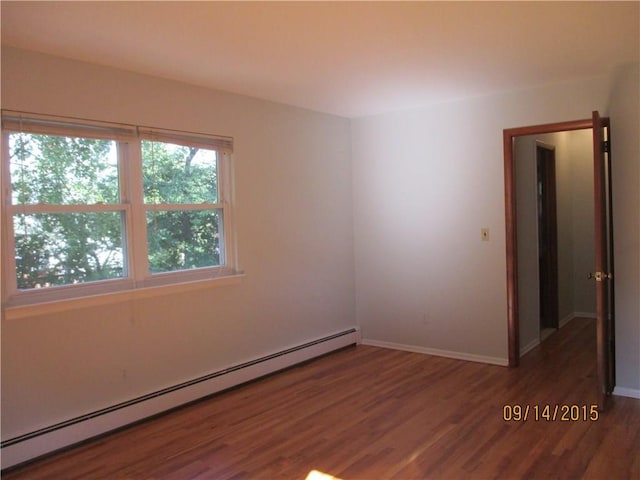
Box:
[503,114,615,409]
[536,143,559,336]
[512,130,592,355]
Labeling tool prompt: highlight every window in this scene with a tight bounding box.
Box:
[1,111,237,307]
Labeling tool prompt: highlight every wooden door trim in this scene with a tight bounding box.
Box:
[503,118,593,367]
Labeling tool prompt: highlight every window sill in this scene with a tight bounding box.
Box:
[3,273,246,320]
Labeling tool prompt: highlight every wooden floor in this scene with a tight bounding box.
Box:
[4,318,640,479]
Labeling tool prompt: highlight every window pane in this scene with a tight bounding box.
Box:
[13,212,126,289]
[147,210,221,273]
[142,140,218,204]
[9,132,119,205]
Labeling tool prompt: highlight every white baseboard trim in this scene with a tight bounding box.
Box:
[613,386,640,399]
[520,338,540,357]
[559,312,596,328]
[361,338,508,367]
[1,327,360,470]
[559,313,574,328]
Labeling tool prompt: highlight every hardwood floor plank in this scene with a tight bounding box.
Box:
[3,318,639,479]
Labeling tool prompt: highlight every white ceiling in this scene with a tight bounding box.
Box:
[2,1,639,118]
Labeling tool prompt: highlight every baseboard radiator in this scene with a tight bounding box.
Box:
[1,327,360,470]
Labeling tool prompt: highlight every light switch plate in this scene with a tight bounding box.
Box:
[481,228,490,241]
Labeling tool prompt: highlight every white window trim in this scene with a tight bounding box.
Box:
[3,273,246,320]
[1,110,241,314]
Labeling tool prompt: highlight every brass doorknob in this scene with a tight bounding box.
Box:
[587,272,613,281]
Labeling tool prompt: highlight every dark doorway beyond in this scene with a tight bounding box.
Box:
[536,144,559,332]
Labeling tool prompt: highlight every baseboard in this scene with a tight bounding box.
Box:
[361,339,508,366]
[612,386,640,399]
[559,313,574,328]
[559,312,596,328]
[520,337,540,357]
[1,327,360,470]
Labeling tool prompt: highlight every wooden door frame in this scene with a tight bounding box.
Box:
[504,118,594,367]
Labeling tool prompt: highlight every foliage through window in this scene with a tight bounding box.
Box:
[10,133,124,289]
[1,112,235,306]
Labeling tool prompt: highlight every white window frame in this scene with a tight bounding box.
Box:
[1,111,239,312]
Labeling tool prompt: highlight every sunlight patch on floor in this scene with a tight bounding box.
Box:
[306,469,343,480]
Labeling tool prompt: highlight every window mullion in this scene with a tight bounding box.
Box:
[125,140,149,285]
[220,152,236,268]
[1,131,19,302]
[217,152,228,266]
[6,203,126,214]
[144,202,223,212]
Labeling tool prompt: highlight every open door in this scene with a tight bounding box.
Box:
[591,110,615,410]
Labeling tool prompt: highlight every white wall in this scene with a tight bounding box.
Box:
[609,63,640,393]
[567,130,597,315]
[514,133,543,352]
[1,47,356,439]
[352,75,617,365]
[555,132,574,323]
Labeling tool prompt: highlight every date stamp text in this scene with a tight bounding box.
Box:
[502,404,599,422]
